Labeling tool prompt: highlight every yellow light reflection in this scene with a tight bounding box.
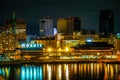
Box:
[109,65,114,78]
[107,64,110,77]
[5,67,9,78]
[94,64,97,76]
[65,64,69,80]
[47,65,52,80]
[96,63,99,78]
[87,64,90,75]
[91,63,93,76]
[74,64,77,74]
[80,64,83,75]
[115,64,118,73]
[43,65,46,79]
[84,64,86,76]
[104,64,108,80]
[57,65,62,80]
[2,67,5,76]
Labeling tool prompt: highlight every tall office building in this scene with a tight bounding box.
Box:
[39,18,54,37]
[69,17,81,32]
[57,17,81,34]
[57,18,73,34]
[99,10,114,37]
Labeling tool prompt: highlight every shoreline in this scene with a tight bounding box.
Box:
[0,59,120,65]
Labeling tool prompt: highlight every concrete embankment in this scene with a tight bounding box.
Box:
[0,59,120,65]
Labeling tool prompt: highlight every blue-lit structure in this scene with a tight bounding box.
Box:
[86,38,93,42]
[18,42,44,50]
[21,65,43,80]
[116,33,120,39]
[0,67,10,79]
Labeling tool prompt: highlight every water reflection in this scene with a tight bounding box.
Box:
[0,67,10,78]
[21,65,42,80]
[0,63,120,80]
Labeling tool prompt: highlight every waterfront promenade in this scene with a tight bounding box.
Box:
[0,59,120,65]
[1,51,120,65]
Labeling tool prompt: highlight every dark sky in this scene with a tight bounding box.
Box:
[0,0,120,34]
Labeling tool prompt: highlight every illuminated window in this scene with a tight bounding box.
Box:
[21,43,25,48]
[86,38,92,42]
[30,44,33,47]
[116,33,120,39]
[33,44,36,47]
[37,44,39,47]
[39,44,42,47]
[26,44,29,47]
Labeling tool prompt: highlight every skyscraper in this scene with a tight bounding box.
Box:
[57,18,73,34]
[69,17,81,32]
[57,17,81,34]
[39,18,54,37]
[99,10,114,37]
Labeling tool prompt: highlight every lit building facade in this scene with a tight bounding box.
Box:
[31,39,56,49]
[0,31,16,53]
[57,18,73,34]
[39,19,54,37]
[114,39,120,50]
[57,17,81,34]
[99,10,114,37]
[0,18,27,53]
[114,33,120,50]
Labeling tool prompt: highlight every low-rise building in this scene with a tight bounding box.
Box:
[0,31,16,54]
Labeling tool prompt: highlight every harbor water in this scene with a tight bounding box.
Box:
[0,63,120,80]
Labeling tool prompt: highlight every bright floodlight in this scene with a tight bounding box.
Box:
[58,48,62,51]
[97,52,100,55]
[47,48,52,52]
[65,47,69,52]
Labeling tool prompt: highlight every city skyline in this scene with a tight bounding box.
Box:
[0,0,120,34]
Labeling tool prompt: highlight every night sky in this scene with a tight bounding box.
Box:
[0,0,120,35]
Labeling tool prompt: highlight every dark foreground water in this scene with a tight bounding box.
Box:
[0,63,120,80]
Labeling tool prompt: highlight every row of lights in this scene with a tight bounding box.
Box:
[21,43,43,48]
[44,47,70,52]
